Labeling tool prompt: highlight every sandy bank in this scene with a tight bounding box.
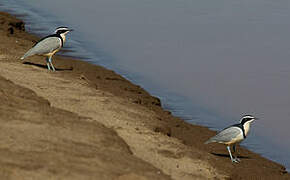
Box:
[0,12,289,180]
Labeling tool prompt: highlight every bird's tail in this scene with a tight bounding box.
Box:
[21,49,35,60]
[204,138,215,144]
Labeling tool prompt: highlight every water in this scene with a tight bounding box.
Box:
[1,0,290,170]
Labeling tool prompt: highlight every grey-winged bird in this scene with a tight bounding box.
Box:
[205,115,258,163]
[21,27,73,71]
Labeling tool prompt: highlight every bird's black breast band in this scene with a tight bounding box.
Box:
[233,123,246,139]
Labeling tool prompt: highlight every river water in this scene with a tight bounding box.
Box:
[1,0,289,169]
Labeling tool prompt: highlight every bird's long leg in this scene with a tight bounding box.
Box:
[233,144,241,162]
[227,145,239,163]
[48,56,56,71]
[46,57,51,71]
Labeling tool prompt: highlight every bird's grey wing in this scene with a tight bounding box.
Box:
[21,37,61,59]
[205,127,242,144]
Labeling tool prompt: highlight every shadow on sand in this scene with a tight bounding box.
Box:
[23,62,73,71]
[211,152,251,160]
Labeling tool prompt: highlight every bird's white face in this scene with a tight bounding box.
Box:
[62,31,70,35]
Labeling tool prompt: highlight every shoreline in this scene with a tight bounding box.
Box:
[0,11,289,179]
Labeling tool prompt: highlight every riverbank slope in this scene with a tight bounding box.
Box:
[0,12,289,180]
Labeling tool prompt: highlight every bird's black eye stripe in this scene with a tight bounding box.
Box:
[56,30,68,34]
[243,117,254,122]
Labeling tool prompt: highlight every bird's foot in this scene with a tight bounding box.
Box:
[234,157,241,163]
[231,158,240,163]
[234,157,241,162]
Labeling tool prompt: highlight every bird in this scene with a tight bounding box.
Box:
[21,27,73,71]
[204,115,258,163]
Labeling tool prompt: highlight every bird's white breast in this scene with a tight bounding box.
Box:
[60,33,66,43]
[243,120,253,136]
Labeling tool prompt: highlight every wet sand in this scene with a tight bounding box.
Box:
[0,12,289,180]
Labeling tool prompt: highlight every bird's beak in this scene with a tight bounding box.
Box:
[69,29,74,32]
[254,117,259,120]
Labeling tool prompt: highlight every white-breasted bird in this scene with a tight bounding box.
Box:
[21,27,73,71]
[205,115,258,163]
